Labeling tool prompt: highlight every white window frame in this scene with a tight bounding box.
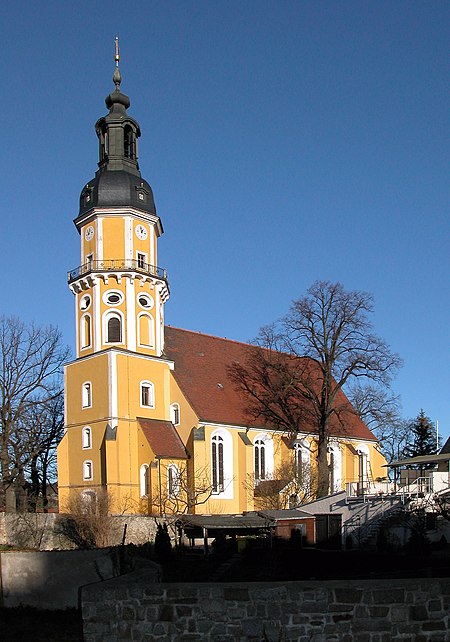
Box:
[79,294,91,311]
[356,443,370,493]
[80,313,92,350]
[83,460,93,480]
[103,289,124,306]
[103,310,125,345]
[140,381,155,408]
[210,429,233,499]
[137,312,155,348]
[254,433,274,482]
[167,464,180,497]
[82,382,92,409]
[293,439,311,481]
[82,426,92,450]
[170,403,180,426]
[136,251,148,270]
[328,442,342,493]
[140,464,150,497]
[137,293,154,310]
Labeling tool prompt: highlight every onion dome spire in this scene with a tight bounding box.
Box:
[113,36,122,89]
[106,36,130,111]
[76,37,157,221]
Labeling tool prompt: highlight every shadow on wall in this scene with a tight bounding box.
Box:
[0,548,159,610]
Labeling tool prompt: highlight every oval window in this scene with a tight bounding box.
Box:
[80,295,91,310]
[137,294,154,309]
[103,290,124,306]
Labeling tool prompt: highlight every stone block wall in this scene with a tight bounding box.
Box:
[82,575,450,641]
[0,513,160,550]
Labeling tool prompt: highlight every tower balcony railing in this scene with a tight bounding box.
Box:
[68,259,168,284]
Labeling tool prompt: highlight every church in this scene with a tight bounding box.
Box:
[57,51,387,516]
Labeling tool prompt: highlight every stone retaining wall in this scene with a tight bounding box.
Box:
[0,513,160,550]
[82,574,450,641]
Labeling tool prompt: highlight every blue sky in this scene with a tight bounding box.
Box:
[1,1,448,442]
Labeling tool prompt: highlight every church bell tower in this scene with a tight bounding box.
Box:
[58,41,173,511]
[69,39,169,357]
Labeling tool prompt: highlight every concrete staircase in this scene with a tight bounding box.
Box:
[343,495,405,548]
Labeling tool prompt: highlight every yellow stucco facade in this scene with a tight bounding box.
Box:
[57,65,388,517]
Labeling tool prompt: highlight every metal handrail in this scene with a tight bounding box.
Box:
[68,259,168,283]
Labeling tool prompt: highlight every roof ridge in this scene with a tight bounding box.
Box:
[165,325,255,349]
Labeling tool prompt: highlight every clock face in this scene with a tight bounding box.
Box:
[85,226,94,242]
[135,224,148,240]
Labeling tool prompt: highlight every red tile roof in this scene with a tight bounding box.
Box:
[138,418,188,459]
[164,326,377,442]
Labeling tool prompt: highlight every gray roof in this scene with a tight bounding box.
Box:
[387,452,450,468]
[258,509,313,520]
[75,66,157,226]
[177,513,274,531]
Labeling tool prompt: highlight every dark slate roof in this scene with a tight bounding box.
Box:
[177,513,274,531]
[138,418,188,459]
[78,171,156,219]
[387,452,450,467]
[258,509,314,520]
[164,326,378,441]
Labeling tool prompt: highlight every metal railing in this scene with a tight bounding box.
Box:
[68,259,168,284]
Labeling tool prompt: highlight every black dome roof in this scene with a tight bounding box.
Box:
[75,58,158,226]
[79,170,156,217]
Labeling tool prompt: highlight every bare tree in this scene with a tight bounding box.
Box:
[348,382,409,467]
[250,455,317,510]
[58,489,117,548]
[154,463,215,547]
[229,281,402,497]
[158,463,214,515]
[0,316,70,511]
[27,394,65,511]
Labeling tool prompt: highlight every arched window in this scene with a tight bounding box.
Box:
[82,426,92,449]
[81,489,96,508]
[211,434,224,493]
[106,314,122,343]
[140,381,155,408]
[356,443,370,495]
[255,439,266,481]
[80,314,91,349]
[124,125,136,159]
[82,382,92,408]
[293,440,310,483]
[138,313,154,348]
[170,403,180,426]
[140,464,149,497]
[211,430,233,498]
[167,464,180,497]
[83,460,93,480]
[254,434,274,481]
[328,443,342,493]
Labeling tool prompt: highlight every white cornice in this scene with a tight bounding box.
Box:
[74,208,162,236]
[65,347,175,370]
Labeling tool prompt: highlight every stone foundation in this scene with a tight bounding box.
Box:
[82,575,450,641]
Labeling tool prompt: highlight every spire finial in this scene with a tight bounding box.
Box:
[113,36,122,89]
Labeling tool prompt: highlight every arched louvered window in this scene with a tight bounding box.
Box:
[106,315,122,343]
